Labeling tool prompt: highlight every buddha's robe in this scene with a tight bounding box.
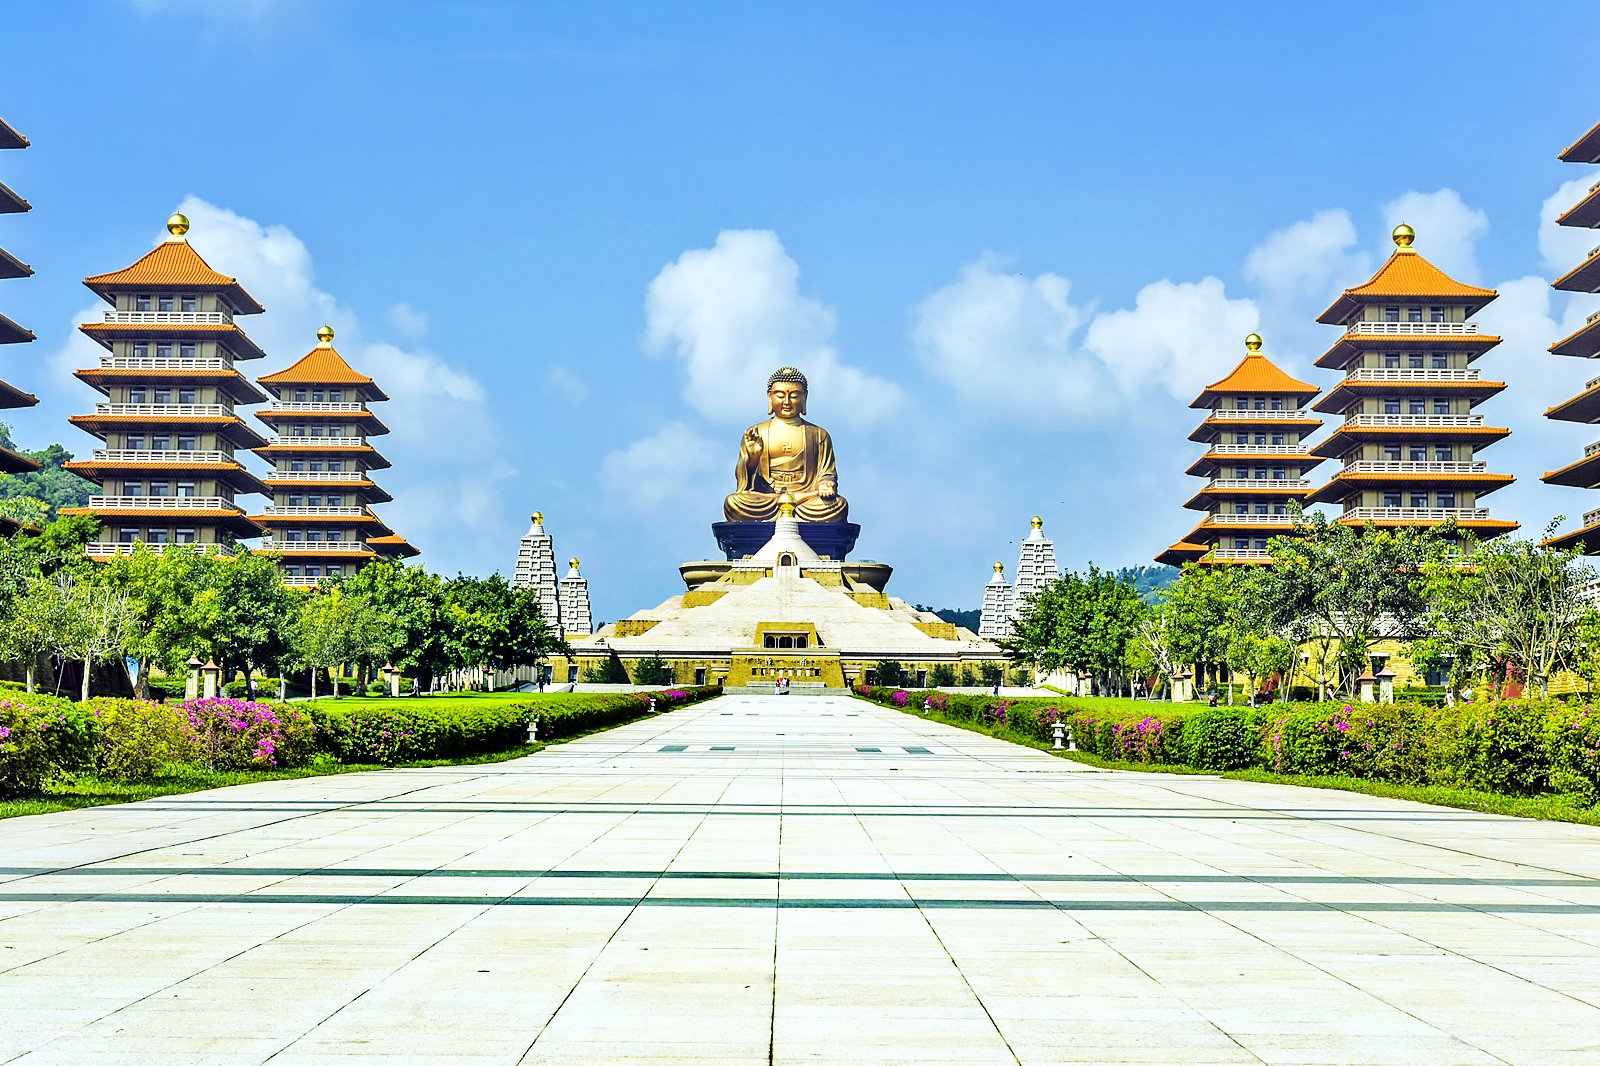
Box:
[723,416,849,523]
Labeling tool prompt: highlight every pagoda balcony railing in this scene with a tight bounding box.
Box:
[1341,460,1487,475]
[1346,368,1480,382]
[1206,478,1311,490]
[1206,548,1274,560]
[1346,321,1479,336]
[267,436,367,447]
[1585,371,1600,390]
[88,495,243,512]
[1201,513,1299,526]
[267,401,368,413]
[1203,444,1306,455]
[1586,439,1600,458]
[1578,577,1600,605]
[1343,414,1484,428]
[1207,409,1312,420]
[265,470,369,482]
[86,541,237,557]
[258,539,375,554]
[94,402,232,417]
[92,448,235,463]
[1342,507,1491,522]
[99,355,233,370]
[262,506,369,517]
[103,310,232,326]
[283,575,336,587]
[1587,308,1600,325]
[1584,506,1600,529]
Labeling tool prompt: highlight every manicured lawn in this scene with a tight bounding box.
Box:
[302,691,541,710]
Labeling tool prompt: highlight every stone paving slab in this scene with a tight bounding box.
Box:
[4,692,1600,1064]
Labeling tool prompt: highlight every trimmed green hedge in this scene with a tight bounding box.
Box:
[855,686,1600,807]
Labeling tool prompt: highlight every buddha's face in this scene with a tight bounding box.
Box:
[768,383,806,419]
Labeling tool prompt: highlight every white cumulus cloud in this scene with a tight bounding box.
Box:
[1540,175,1599,277]
[644,229,900,427]
[1243,209,1371,305]
[1084,277,1260,402]
[599,422,721,510]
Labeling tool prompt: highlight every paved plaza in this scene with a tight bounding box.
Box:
[4,694,1600,1065]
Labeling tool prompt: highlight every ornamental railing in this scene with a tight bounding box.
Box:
[262,506,369,517]
[267,402,368,412]
[1584,507,1600,528]
[91,448,235,463]
[265,436,368,447]
[1345,322,1479,336]
[1588,308,1600,325]
[1205,478,1311,490]
[1206,409,1312,420]
[1201,513,1298,526]
[99,356,233,370]
[1345,368,1480,381]
[1206,548,1273,560]
[94,402,231,417]
[1340,507,1491,521]
[1586,439,1600,458]
[1341,460,1487,474]
[103,310,232,325]
[1203,444,1306,455]
[258,539,375,554]
[1343,414,1484,428]
[264,470,369,482]
[85,541,237,557]
[88,495,243,512]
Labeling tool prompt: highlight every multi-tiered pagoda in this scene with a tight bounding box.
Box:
[0,114,39,480]
[1541,121,1600,552]
[62,214,269,557]
[1305,226,1516,538]
[1157,334,1322,565]
[252,326,416,584]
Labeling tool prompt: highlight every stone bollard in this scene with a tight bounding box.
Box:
[1051,722,1065,750]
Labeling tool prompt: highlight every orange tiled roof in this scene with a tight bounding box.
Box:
[258,343,384,395]
[1191,352,1318,409]
[83,241,266,314]
[1318,249,1496,324]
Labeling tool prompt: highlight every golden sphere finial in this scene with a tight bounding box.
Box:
[166,212,190,238]
[568,557,580,570]
[778,492,798,518]
[1245,333,1263,353]
[316,324,335,345]
[993,561,1004,574]
[531,511,543,524]
[1392,223,1416,249]
[1031,515,1043,530]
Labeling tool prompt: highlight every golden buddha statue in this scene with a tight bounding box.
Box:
[724,367,849,523]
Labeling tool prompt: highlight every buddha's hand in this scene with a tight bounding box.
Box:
[743,428,763,466]
[819,480,836,500]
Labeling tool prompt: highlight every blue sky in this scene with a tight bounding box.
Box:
[3,1,1598,623]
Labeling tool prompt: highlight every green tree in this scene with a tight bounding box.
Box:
[928,663,956,687]
[291,586,387,698]
[59,576,137,700]
[634,654,674,686]
[0,573,72,691]
[1007,566,1148,696]
[191,551,295,687]
[873,659,909,687]
[0,425,94,519]
[102,545,214,697]
[439,573,565,686]
[581,654,631,684]
[1257,512,1451,699]
[338,562,448,686]
[979,662,1003,687]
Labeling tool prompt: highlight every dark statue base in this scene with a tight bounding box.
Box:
[712,521,860,562]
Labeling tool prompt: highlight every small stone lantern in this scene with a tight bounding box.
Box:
[201,659,221,699]
[184,655,203,700]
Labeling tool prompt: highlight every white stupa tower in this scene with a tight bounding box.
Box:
[558,557,594,637]
[512,511,562,633]
[1011,515,1059,621]
[978,561,1014,641]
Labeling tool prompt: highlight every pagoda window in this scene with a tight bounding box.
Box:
[153,388,172,403]
[1234,538,1250,550]
[308,461,322,471]
[1435,446,1452,462]
[328,390,342,401]
[157,342,173,358]
[327,531,343,542]
[1430,306,1445,323]
[1438,491,1456,508]
[307,495,322,506]
[1408,353,1424,368]
[132,342,148,358]
[285,566,301,577]
[180,343,196,358]
[1432,352,1449,369]
[175,481,196,497]
[1385,307,1400,323]
[312,390,325,402]
[158,295,174,312]
[288,494,303,506]
[1408,398,1425,415]
[1433,398,1450,415]
[1409,446,1426,461]
[126,434,146,450]
[1383,353,1400,369]
[1254,503,1269,515]
[326,495,343,506]
[311,427,324,437]
[307,531,323,542]
[289,460,304,472]
[286,531,302,542]
[1255,538,1269,549]
[181,295,197,312]
[152,435,172,451]
[1384,492,1402,508]
[175,528,196,544]
[1253,433,1266,444]
[294,389,307,401]
[1270,432,1284,445]
[328,427,344,438]
[1384,399,1401,415]
[118,528,139,544]
[305,566,321,577]
[148,481,172,497]
[1383,444,1402,460]
[327,460,343,471]
[177,435,196,452]
[129,387,148,403]
[1411,492,1428,508]
[1254,467,1267,479]
[1407,307,1423,323]
[1253,397,1267,411]
[178,388,196,404]
[1234,466,1248,479]
[148,530,170,544]
[124,481,144,497]
[1272,467,1285,480]
[1235,432,1249,444]
[1270,397,1283,411]
[136,295,151,311]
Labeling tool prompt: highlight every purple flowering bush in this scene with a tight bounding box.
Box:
[181,697,316,771]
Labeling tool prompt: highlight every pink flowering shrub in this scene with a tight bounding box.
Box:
[181,697,316,770]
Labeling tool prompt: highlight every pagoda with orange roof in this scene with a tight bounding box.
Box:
[1540,120,1600,553]
[0,114,39,478]
[1304,225,1516,538]
[1156,334,1322,566]
[62,213,269,557]
[251,326,417,585]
